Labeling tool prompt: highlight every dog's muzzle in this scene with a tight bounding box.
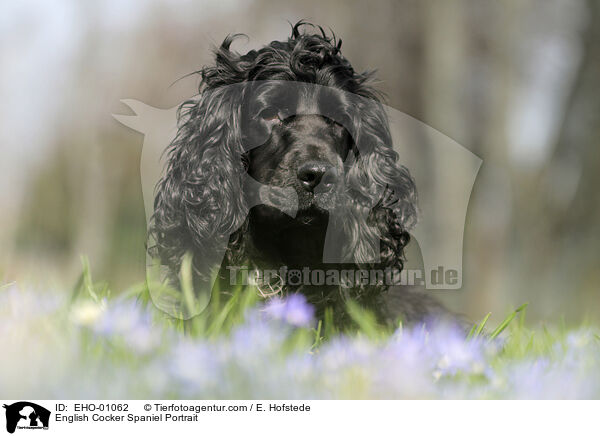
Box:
[297,160,339,193]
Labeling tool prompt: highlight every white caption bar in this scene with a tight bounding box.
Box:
[0,400,596,435]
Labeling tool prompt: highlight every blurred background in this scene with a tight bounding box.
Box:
[1,0,598,324]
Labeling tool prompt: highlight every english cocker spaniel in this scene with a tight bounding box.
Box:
[150,22,453,326]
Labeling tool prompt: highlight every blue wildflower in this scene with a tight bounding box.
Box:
[263,294,315,327]
[92,300,160,353]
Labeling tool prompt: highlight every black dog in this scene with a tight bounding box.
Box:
[150,22,453,326]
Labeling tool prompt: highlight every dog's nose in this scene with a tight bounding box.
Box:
[297,161,337,192]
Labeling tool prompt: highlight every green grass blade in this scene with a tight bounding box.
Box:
[466,323,477,340]
[0,281,16,292]
[179,252,197,317]
[323,307,336,340]
[490,303,528,340]
[207,284,244,337]
[81,255,99,303]
[474,312,492,338]
[311,320,323,350]
[345,300,380,340]
[519,302,528,328]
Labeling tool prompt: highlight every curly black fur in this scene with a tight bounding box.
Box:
[150,22,453,326]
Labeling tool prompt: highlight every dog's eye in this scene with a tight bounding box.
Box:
[259,107,280,122]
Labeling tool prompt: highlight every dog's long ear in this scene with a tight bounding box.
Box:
[344,95,418,269]
[150,84,247,280]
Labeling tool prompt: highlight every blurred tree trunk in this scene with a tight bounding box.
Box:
[545,0,600,236]
[419,0,515,318]
[419,0,467,310]
[539,0,600,313]
[469,0,516,315]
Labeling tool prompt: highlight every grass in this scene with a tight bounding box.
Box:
[0,258,599,399]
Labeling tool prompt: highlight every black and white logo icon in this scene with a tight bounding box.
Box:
[3,402,50,434]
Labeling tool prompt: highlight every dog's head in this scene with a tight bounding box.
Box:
[151,22,417,289]
[243,82,353,228]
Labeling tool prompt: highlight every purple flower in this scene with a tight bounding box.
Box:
[428,326,486,377]
[168,340,219,395]
[92,300,160,353]
[263,294,315,327]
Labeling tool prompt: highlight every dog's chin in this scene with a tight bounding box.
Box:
[249,203,328,231]
[295,204,329,226]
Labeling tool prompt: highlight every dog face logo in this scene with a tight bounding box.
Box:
[3,402,50,433]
